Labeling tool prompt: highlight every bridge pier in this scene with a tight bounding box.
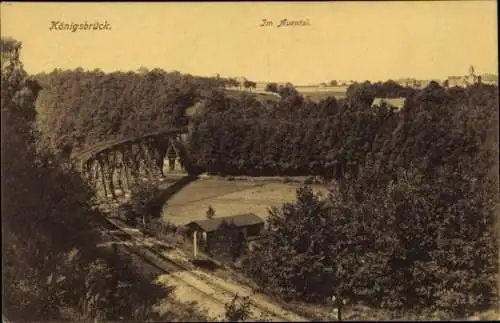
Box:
[97,157,108,199]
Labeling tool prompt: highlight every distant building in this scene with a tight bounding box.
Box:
[446,65,483,87]
[467,65,478,84]
[447,76,468,87]
[480,73,499,85]
[395,78,433,89]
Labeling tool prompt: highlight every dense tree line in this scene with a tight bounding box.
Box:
[347,80,417,100]
[187,81,497,181]
[188,84,401,178]
[2,38,208,321]
[244,161,497,317]
[34,67,228,157]
[185,73,498,318]
[234,82,498,317]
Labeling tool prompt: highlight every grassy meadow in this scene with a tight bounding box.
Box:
[161,177,328,226]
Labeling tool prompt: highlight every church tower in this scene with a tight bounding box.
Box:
[468,65,477,85]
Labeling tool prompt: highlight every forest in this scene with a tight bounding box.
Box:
[189,79,498,318]
[33,67,230,157]
[188,81,496,179]
[2,39,213,321]
[3,36,499,320]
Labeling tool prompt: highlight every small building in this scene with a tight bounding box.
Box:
[185,213,265,257]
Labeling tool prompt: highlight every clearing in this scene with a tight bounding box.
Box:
[161,177,328,226]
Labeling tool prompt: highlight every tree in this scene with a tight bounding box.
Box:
[226,78,239,89]
[206,205,215,219]
[240,79,498,317]
[2,38,207,322]
[220,294,254,322]
[277,83,304,109]
[245,186,336,302]
[265,82,279,93]
[346,81,376,106]
[206,220,245,262]
[243,79,252,92]
[329,80,338,86]
[250,81,257,92]
[277,82,298,97]
[34,67,212,154]
[129,180,163,226]
[318,96,339,117]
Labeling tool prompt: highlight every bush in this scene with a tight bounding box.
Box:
[2,37,208,322]
[219,294,254,322]
[243,82,498,318]
[206,205,215,219]
[129,180,163,225]
[217,294,271,322]
[336,164,497,316]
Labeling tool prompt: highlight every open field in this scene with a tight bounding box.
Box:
[299,90,347,102]
[297,85,348,102]
[225,88,281,102]
[161,177,328,226]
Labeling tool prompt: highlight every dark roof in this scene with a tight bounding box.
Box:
[186,213,264,233]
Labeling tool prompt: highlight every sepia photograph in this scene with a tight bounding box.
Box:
[1,1,498,321]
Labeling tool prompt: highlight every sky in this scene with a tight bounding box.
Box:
[1,1,498,84]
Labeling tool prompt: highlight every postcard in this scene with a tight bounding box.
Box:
[1,2,498,322]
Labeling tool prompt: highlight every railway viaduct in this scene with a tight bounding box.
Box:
[71,125,195,200]
[70,89,281,200]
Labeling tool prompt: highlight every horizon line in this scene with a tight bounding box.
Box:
[27,66,498,86]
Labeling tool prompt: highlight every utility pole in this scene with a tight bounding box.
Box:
[330,295,346,321]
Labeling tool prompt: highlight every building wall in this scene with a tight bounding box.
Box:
[162,156,185,174]
[186,222,264,241]
[245,223,265,237]
[186,222,265,260]
[200,223,264,242]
